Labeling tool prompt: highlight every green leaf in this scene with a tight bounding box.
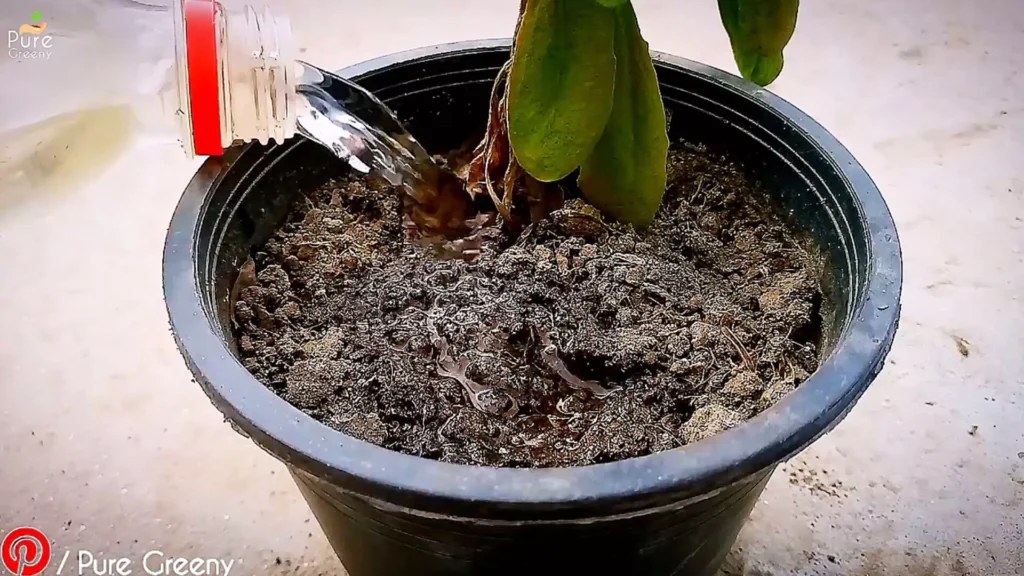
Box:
[577,2,668,228]
[595,0,629,6]
[718,0,799,86]
[30,10,43,22]
[508,0,617,182]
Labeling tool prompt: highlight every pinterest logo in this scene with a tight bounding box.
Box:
[1,528,50,576]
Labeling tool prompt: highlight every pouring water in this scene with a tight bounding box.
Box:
[293,62,473,240]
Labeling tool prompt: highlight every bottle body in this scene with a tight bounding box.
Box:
[0,0,174,193]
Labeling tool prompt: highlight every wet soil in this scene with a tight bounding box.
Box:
[233,142,825,468]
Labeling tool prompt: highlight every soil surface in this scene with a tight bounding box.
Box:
[233,142,825,468]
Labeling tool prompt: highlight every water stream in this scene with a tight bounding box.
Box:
[294,61,452,213]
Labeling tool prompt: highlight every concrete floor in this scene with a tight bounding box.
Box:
[1,0,1022,574]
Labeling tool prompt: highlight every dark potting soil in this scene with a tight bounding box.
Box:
[233,142,825,468]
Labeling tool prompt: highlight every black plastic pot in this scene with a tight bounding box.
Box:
[164,40,901,576]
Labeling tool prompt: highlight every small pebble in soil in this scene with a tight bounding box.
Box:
[232,142,826,468]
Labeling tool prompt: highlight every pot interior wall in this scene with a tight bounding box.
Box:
[200,47,863,361]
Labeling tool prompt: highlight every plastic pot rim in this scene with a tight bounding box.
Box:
[163,38,902,514]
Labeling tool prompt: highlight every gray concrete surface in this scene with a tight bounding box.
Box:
[1,0,1022,574]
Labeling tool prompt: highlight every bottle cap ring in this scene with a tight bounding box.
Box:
[184,0,223,156]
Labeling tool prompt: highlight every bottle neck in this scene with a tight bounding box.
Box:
[174,0,298,157]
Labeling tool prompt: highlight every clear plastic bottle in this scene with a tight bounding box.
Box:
[168,0,300,156]
[1,0,302,193]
